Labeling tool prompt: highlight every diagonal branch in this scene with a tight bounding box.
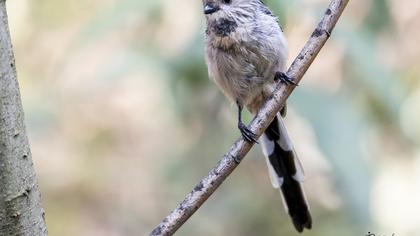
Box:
[150,0,349,235]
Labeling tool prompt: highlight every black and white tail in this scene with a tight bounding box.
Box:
[260,113,312,233]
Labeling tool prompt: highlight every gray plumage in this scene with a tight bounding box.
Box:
[203,0,312,232]
[204,0,287,113]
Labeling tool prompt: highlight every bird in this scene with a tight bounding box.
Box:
[202,0,312,232]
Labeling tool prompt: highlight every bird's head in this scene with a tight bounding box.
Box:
[202,0,259,22]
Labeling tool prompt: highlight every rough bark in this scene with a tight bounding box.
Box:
[150,0,349,235]
[0,1,48,235]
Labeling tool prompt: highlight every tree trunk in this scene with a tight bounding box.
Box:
[0,1,48,235]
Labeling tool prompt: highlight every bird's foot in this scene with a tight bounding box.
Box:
[275,72,299,86]
[238,122,258,143]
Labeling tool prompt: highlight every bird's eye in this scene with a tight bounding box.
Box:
[223,0,231,4]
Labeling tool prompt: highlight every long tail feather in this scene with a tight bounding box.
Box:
[260,114,312,233]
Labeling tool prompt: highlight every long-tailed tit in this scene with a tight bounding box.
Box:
[202,0,312,232]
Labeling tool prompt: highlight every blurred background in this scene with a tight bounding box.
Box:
[5,0,420,235]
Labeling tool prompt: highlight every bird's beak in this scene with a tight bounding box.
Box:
[204,3,220,15]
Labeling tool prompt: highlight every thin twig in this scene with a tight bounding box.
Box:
[150,0,349,235]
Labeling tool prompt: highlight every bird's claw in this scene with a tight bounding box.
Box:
[275,72,299,86]
[238,123,258,143]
